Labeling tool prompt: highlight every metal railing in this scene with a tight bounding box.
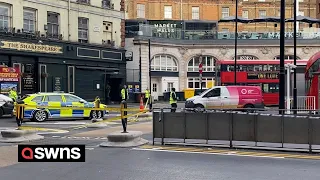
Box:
[285,96,316,114]
[133,24,320,40]
[153,108,320,153]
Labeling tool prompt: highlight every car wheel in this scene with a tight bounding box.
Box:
[33,110,48,122]
[244,104,255,113]
[90,110,103,119]
[194,104,205,113]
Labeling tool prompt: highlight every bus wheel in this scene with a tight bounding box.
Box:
[244,104,255,113]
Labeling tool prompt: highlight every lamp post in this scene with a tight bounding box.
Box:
[279,0,286,114]
[148,39,152,109]
[293,0,298,114]
[234,0,239,85]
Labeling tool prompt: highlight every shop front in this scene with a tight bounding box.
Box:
[0,37,126,103]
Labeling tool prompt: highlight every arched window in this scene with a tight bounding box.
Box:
[188,56,217,72]
[151,55,178,71]
[274,55,301,60]
[233,55,259,60]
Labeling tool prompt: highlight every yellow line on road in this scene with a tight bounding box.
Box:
[138,145,320,160]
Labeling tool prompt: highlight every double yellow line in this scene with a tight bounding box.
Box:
[138,145,320,160]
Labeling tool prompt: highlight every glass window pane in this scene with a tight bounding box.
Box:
[45,95,63,102]
[32,96,43,102]
[65,95,83,102]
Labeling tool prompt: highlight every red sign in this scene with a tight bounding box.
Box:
[0,67,20,82]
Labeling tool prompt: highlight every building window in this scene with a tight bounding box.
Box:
[188,77,214,89]
[78,17,89,43]
[47,12,59,36]
[299,11,304,16]
[151,55,178,71]
[137,4,145,18]
[242,10,249,19]
[39,64,47,92]
[68,66,75,93]
[233,55,259,60]
[164,6,172,19]
[259,10,266,18]
[221,7,229,18]
[0,3,11,29]
[192,7,200,20]
[23,8,36,32]
[152,83,157,92]
[167,82,174,92]
[76,0,90,4]
[274,55,301,60]
[188,56,217,72]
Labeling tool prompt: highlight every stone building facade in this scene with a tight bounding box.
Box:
[131,37,320,100]
[125,0,318,32]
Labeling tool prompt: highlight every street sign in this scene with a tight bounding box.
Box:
[199,56,203,74]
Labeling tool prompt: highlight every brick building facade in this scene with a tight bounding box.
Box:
[125,0,318,32]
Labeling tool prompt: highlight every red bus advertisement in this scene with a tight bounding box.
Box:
[216,59,308,106]
[305,52,320,110]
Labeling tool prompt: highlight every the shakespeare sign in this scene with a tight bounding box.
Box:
[0,41,63,54]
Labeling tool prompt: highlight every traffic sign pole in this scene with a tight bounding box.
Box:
[199,56,203,93]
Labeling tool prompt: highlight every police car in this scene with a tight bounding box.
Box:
[19,92,108,122]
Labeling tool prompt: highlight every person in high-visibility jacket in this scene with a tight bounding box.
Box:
[120,85,129,133]
[121,85,129,101]
[144,88,150,103]
[145,88,152,111]
[9,87,18,102]
[170,88,177,112]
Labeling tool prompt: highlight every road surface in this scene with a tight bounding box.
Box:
[0,135,320,180]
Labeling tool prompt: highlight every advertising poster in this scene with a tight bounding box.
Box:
[128,85,133,93]
[0,67,20,82]
[1,83,18,94]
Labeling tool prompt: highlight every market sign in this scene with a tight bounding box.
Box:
[0,67,20,82]
[0,41,63,54]
[247,73,279,79]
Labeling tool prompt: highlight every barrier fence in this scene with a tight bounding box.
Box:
[152,108,320,153]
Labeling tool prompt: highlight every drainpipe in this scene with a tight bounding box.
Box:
[68,0,71,41]
[180,0,183,20]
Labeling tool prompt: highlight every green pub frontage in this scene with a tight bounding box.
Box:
[0,36,127,103]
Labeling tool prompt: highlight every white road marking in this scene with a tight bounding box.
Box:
[85,148,94,150]
[132,148,284,159]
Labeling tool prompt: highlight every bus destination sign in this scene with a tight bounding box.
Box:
[247,73,279,79]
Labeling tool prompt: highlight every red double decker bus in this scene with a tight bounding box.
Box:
[305,52,320,109]
[216,59,308,106]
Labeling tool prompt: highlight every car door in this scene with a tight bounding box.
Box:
[220,87,233,108]
[63,94,88,118]
[43,95,65,118]
[24,95,44,119]
[205,88,222,109]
